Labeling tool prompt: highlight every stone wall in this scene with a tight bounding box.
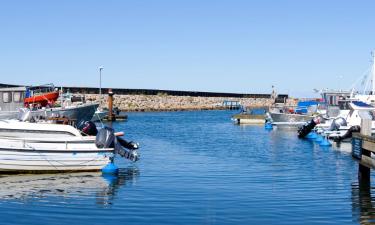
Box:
[81,94,297,112]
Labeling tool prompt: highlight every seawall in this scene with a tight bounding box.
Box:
[81,94,296,112]
[0,83,294,111]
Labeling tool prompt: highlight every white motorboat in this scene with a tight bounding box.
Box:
[313,51,375,141]
[309,101,375,148]
[0,118,139,173]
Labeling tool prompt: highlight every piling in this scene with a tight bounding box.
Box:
[352,111,373,182]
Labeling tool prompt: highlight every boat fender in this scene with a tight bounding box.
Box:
[95,127,115,148]
[333,125,361,142]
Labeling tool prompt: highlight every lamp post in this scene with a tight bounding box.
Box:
[99,66,104,104]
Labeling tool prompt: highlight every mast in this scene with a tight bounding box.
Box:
[372,51,375,95]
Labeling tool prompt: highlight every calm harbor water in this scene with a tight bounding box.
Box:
[0,110,374,224]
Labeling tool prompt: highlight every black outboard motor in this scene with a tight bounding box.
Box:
[116,137,139,162]
[297,116,322,138]
[95,127,115,148]
[333,125,361,142]
[79,121,98,136]
[95,127,140,162]
[117,137,139,150]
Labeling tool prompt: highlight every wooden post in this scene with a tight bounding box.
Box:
[108,89,115,121]
[359,111,372,181]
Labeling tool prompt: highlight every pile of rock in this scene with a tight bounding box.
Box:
[82,94,295,112]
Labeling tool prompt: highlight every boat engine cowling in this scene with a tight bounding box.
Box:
[329,117,347,131]
[95,127,115,148]
[78,121,98,136]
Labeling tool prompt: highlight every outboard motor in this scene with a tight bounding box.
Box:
[117,137,139,150]
[298,116,322,138]
[116,137,140,162]
[329,117,347,131]
[333,125,361,142]
[78,121,98,136]
[95,127,116,148]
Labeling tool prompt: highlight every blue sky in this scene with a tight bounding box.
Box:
[0,0,374,97]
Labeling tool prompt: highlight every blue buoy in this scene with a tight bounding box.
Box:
[306,132,317,139]
[319,137,332,147]
[315,135,324,143]
[102,162,119,174]
[265,122,273,130]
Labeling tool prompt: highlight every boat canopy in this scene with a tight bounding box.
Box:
[349,101,375,110]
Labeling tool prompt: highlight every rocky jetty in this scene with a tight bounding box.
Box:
[80,93,296,112]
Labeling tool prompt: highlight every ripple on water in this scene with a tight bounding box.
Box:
[0,110,374,225]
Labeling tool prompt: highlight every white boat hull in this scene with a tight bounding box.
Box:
[0,150,112,172]
[0,137,113,173]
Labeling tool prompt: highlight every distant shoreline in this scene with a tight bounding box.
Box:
[81,93,295,112]
[0,83,294,111]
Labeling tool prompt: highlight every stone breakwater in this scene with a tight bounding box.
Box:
[81,94,296,112]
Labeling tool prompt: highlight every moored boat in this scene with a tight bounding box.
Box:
[232,107,267,124]
[24,84,59,107]
[0,85,99,126]
[0,117,139,173]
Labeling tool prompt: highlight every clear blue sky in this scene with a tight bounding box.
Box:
[1,0,375,97]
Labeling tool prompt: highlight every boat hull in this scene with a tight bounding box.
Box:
[270,112,313,123]
[0,150,112,173]
[32,103,99,125]
[0,138,113,173]
[0,104,98,126]
[232,114,265,124]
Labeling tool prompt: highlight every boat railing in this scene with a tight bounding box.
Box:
[5,137,114,151]
[1,136,95,144]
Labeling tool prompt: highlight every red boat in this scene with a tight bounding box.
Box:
[24,85,59,107]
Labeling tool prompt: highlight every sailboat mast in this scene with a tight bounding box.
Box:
[372,51,375,95]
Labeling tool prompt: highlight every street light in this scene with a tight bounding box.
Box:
[99,66,104,104]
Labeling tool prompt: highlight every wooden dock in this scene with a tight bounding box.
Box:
[351,111,373,181]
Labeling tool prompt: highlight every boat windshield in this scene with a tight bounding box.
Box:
[338,101,351,110]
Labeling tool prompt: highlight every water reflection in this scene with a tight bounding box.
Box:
[0,167,140,206]
[352,177,375,224]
